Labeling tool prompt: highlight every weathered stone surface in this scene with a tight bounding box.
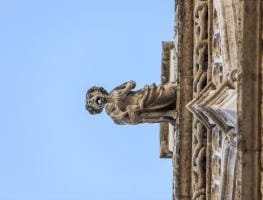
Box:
[172,1,194,200]
[172,0,262,199]
[236,1,262,199]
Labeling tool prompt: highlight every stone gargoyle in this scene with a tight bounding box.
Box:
[86,80,177,125]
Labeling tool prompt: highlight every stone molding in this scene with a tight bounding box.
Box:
[160,41,175,158]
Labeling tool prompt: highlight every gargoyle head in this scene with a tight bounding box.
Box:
[86,86,109,114]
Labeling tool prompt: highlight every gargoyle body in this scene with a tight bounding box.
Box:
[86,81,177,125]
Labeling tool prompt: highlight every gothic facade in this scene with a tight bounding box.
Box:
[160,1,263,199]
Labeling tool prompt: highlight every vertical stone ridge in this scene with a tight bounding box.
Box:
[172,0,194,199]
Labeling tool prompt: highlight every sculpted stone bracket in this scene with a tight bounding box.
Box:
[186,69,238,199]
[186,69,238,133]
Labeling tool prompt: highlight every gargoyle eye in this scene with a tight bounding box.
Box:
[96,97,101,105]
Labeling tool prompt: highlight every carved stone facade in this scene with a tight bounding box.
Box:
[160,0,262,199]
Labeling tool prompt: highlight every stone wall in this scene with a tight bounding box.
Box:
[168,0,263,199]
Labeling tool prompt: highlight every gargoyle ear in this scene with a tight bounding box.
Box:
[86,86,108,98]
[98,87,108,96]
[86,86,97,98]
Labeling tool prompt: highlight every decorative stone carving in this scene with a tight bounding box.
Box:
[86,81,177,125]
[173,0,261,199]
[192,0,209,199]
[186,0,241,199]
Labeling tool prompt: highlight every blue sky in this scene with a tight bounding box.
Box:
[0,0,174,199]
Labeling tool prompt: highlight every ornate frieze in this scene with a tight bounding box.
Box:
[187,0,240,199]
[192,0,209,199]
